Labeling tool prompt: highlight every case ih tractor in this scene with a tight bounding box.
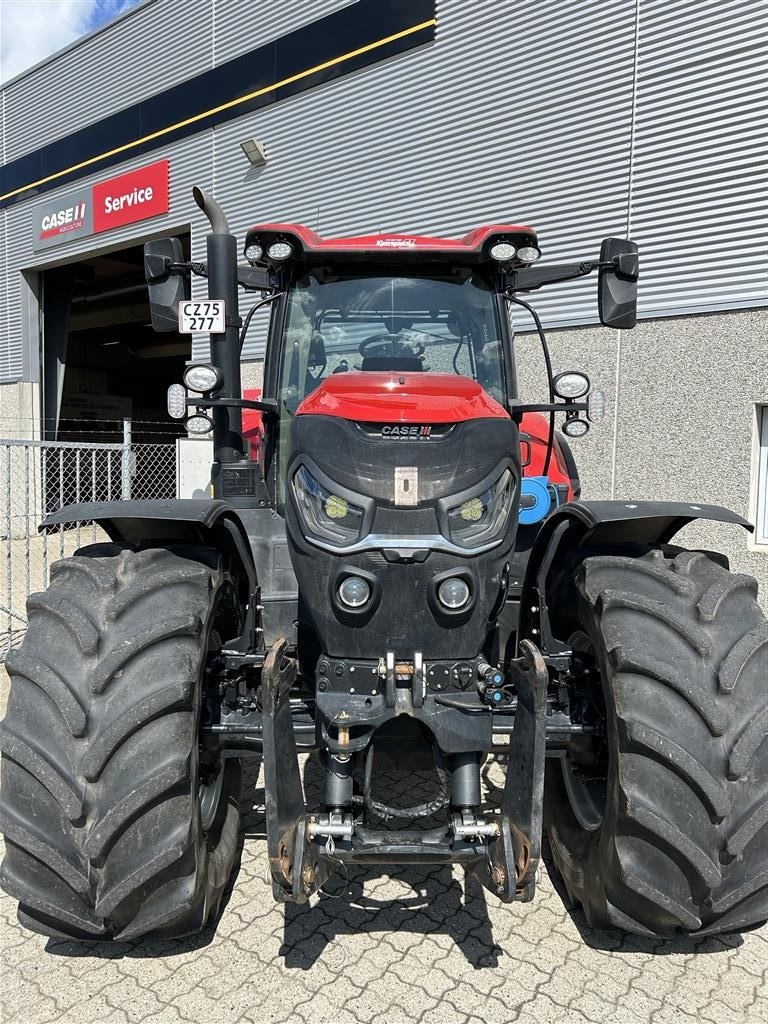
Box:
[1,187,766,943]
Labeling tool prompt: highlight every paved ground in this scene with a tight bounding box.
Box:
[0,664,766,1024]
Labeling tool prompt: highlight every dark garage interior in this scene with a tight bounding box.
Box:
[43,235,191,444]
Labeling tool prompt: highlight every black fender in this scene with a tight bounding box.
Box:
[518,499,753,656]
[41,500,258,643]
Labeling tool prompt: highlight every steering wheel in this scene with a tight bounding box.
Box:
[359,333,425,360]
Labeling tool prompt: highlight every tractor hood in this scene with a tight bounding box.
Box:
[285,372,520,662]
[296,372,509,424]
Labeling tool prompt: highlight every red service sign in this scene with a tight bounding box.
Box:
[93,160,169,233]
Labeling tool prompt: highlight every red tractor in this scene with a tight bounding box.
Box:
[2,188,765,942]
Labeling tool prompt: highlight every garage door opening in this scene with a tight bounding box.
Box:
[43,236,191,443]
[42,236,191,505]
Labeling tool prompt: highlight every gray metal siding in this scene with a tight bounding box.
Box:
[3,0,213,161]
[1,0,767,378]
[0,210,14,381]
[632,0,768,316]
[219,0,638,356]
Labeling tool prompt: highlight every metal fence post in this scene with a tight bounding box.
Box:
[121,417,132,500]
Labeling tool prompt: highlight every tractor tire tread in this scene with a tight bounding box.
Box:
[0,544,240,940]
[546,548,768,937]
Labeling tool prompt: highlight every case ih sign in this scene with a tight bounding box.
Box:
[33,160,169,251]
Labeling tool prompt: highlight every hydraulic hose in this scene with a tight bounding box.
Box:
[505,293,556,477]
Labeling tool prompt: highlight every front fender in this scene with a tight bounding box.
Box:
[518,499,752,654]
[41,499,258,616]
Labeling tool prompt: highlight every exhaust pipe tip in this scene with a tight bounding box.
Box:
[192,186,230,235]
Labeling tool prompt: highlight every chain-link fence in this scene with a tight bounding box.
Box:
[1,434,177,660]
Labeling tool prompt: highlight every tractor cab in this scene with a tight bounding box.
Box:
[242,222,580,509]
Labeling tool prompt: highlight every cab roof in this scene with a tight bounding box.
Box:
[243,222,539,267]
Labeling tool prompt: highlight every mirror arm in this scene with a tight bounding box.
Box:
[510,402,588,417]
[239,291,284,351]
[507,260,599,292]
[166,260,208,277]
[188,397,279,416]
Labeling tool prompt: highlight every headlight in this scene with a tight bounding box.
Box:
[444,469,515,549]
[244,243,263,263]
[338,576,371,608]
[437,577,470,609]
[292,465,365,546]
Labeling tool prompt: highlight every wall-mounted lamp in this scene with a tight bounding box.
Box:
[240,138,267,167]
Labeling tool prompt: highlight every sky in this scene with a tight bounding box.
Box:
[0,0,139,85]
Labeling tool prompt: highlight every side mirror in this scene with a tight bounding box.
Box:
[143,238,190,332]
[598,237,639,329]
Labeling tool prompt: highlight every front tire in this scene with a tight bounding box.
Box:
[0,543,242,940]
[545,548,768,936]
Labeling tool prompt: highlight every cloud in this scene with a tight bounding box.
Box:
[0,0,138,85]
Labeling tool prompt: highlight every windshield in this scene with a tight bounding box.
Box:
[274,269,507,502]
[279,268,506,404]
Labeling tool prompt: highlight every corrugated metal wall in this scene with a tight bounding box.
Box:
[0,210,12,381]
[3,0,214,162]
[1,0,766,377]
[213,0,639,357]
[632,0,768,314]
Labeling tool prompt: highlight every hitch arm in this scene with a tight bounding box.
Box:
[260,639,326,902]
[473,639,548,902]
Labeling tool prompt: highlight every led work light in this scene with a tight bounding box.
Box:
[167,383,187,420]
[183,363,222,394]
[186,413,214,435]
[489,242,516,261]
[562,418,589,438]
[553,371,590,400]
[267,241,293,261]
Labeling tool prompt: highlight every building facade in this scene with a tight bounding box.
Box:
[1,0,766,585]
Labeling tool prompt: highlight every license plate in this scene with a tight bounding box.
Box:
[178,300,226,334]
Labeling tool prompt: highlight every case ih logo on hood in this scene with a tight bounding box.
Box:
[381,424,432,437]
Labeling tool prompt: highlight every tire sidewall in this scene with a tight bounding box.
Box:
[544,584,627,922]
[186,568,243,932]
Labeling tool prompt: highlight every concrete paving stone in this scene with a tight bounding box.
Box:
[614,986,665,1022]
